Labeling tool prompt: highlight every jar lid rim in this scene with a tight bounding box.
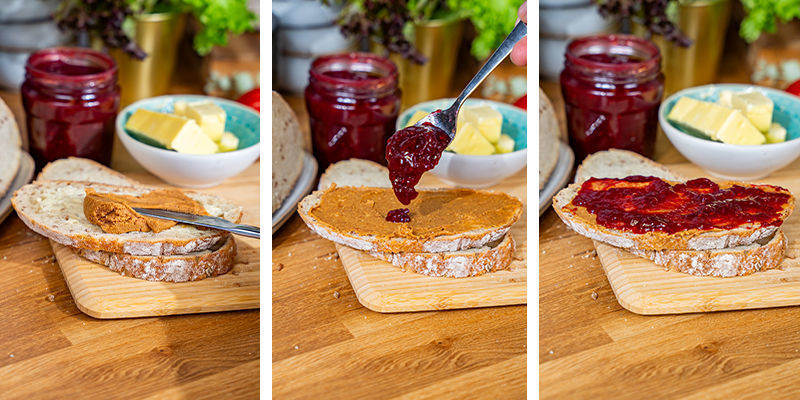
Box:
[25,47,118,82]
[565,34,661,74]
[310,52,398,87]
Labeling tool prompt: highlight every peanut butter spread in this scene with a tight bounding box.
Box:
[83,188,208,234]
[309,186,522,239]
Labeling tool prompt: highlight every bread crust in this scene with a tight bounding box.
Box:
[12,181,242,256]
[298,188,522,253]
[553,179,794,251]
[37,157,141,187]
[77,234,237,282]
[371,234,515,278]
[630,231,786,277]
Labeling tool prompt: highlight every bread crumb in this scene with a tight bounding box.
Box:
[8,354,13,358]
[231,270,240,276]
[275,263,284,271]
[333,291,340,299]
[548,350,554,355]
[47,294,55,302]
[591,291,598,300]
[293,345,299,350]
[287,252,293,257]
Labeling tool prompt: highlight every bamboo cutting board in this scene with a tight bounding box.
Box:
[598,161,800,315]
[338,170,527,313]
[51,163,260,319]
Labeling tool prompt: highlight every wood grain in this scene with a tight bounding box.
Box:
[540,41,800,399]
[338,169,527,313]
[0,40,259,398]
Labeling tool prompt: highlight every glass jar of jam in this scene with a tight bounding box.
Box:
[305,53,401,168]
[22,47,121,169]
[560,35,664,161]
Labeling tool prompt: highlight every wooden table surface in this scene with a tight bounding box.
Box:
[272,62,528,399]
[539,41,800,397]
[0,68,259,397]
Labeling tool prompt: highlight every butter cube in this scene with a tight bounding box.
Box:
[459,105,502,143]
[730,91,773,133]
[125,109,218,154]
[448,122,495,155]
[182,101,226,141]
[173,100,188,116]
[766,122,787,143]
[217,132,240,152]
[717,90,734,108]
[405,110,429,127]
[495,134,515,153]
[667,97,765,145]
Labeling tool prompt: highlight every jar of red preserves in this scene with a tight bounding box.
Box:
[22,47,120,169]
[305,53,401,168]
[560,35,664,161]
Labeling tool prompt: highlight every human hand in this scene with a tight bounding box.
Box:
[510,2,527,66]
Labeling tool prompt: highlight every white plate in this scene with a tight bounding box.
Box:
[272,152,318,234]
[0,152,34,225]
[539,142,574,216]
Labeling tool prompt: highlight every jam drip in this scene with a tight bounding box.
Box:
[385,122,451,205]
[386,208,410,223]
[571,176,792,234]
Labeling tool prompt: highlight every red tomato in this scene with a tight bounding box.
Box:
[786,80,800,97]
[513,94,527,110]
[237,88,260,112]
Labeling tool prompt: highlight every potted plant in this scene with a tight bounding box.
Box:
[55,0,257,105]
[328,0,523,108]
[594,0,732,96]
[739,1,800,88]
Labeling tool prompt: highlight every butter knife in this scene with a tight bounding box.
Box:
[132,208,260,239]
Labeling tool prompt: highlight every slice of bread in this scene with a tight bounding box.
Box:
[77,234,237,282]
[12,181,243,256]
[629,230,786,277]
[574,149,682,183]
[0,98,21,197]
[38,157,140,187]
[539,87,561,188]
[299,187,522,253]
[318,158,391,190]
[554,177,793,251]
[371,234,515,278]
[310,158,519,277]
[272,91,305,213]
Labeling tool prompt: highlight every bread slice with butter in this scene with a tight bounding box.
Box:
[13,180,242,256]
[557,149,791,277]
[305,159,519,277]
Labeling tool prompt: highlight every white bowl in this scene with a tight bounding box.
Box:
[397,98,528,188]
[116,95,260,188]
[659,84,800,180]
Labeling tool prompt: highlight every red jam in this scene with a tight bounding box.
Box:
[560,35,664,161]
[386,123,451,205]
[386,208,410,223]
[570,176,792,234]
[22,47,120,169]
[305,53,401,169]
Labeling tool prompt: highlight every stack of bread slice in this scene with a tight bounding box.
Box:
[553,149,794,277]
[298,159,523,278]
[11,158,242,282]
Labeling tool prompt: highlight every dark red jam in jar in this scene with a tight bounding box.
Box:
[560,35,664,161]
[305,53,401,169]
[386,122,451,205]
[22,47,120,169]
[569,176,792,234]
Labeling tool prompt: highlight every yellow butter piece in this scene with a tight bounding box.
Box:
[125,109,218,154]
[173,100,188,116]
[448,122,495,155]
[405,110,429,128]
[717,90,734,108]
[667,97,765,145]
[217,132,240,152]
[495,134,515,154]
[459,105,502,143]
[181,100,226,141]
[766,122,787,143]
[730,91,773,133]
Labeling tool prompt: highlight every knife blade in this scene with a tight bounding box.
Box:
[132,208,260,239]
